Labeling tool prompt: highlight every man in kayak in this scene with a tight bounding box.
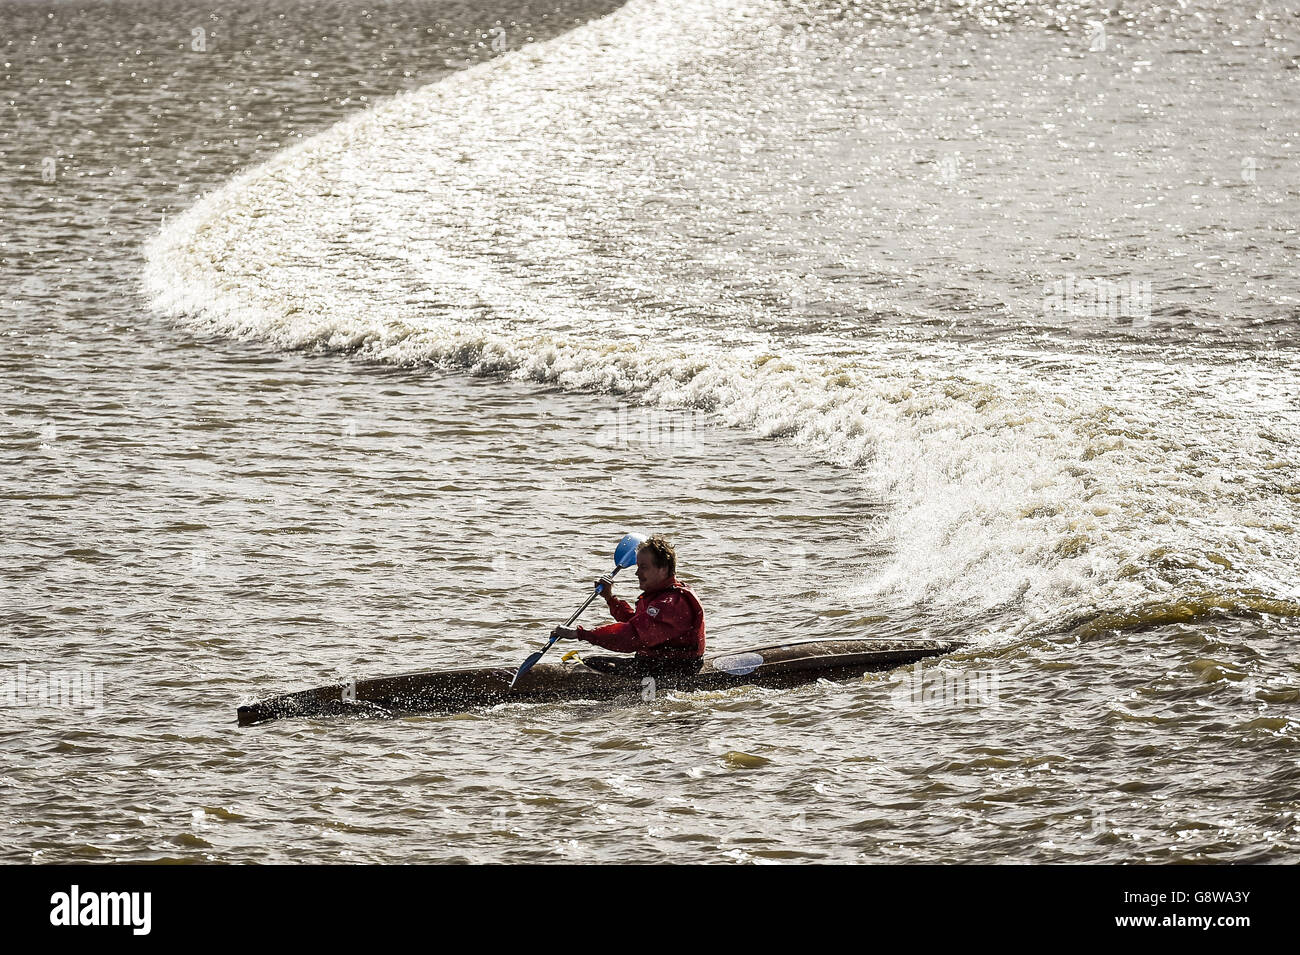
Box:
[550,535,705,672]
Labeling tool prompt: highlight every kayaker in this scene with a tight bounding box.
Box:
[550,535,706,672]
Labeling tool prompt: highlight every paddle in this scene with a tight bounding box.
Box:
[509,533,644,688]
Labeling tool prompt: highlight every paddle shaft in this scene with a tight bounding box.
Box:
[563,564,625,627]
[510,563,628,687]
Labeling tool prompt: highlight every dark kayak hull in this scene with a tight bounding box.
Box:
[236,637,963,726]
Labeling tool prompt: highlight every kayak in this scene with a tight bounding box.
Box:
[236,637,964,725]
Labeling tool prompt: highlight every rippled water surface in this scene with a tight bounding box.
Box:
[3,0,1299,862]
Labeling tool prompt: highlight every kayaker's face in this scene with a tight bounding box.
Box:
[636,551,671,592]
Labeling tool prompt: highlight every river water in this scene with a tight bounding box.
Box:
[3,0,1298,862]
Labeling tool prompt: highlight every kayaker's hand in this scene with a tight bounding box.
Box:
[595,574,615,597]
[551,626,579,641]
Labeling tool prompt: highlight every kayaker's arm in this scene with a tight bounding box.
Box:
[595,574,635,621]
[549,615,642,650]
[604,591,635,622]
[573,592,691,653]
[572,619,641,653]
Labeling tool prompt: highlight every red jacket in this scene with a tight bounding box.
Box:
[577,578,706,660]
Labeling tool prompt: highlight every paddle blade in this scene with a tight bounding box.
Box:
[614,533,645,569]
[510,650,544,688]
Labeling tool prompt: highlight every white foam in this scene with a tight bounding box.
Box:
[143,0,1300,638]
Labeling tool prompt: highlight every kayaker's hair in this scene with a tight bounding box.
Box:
[638,535,676,577]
